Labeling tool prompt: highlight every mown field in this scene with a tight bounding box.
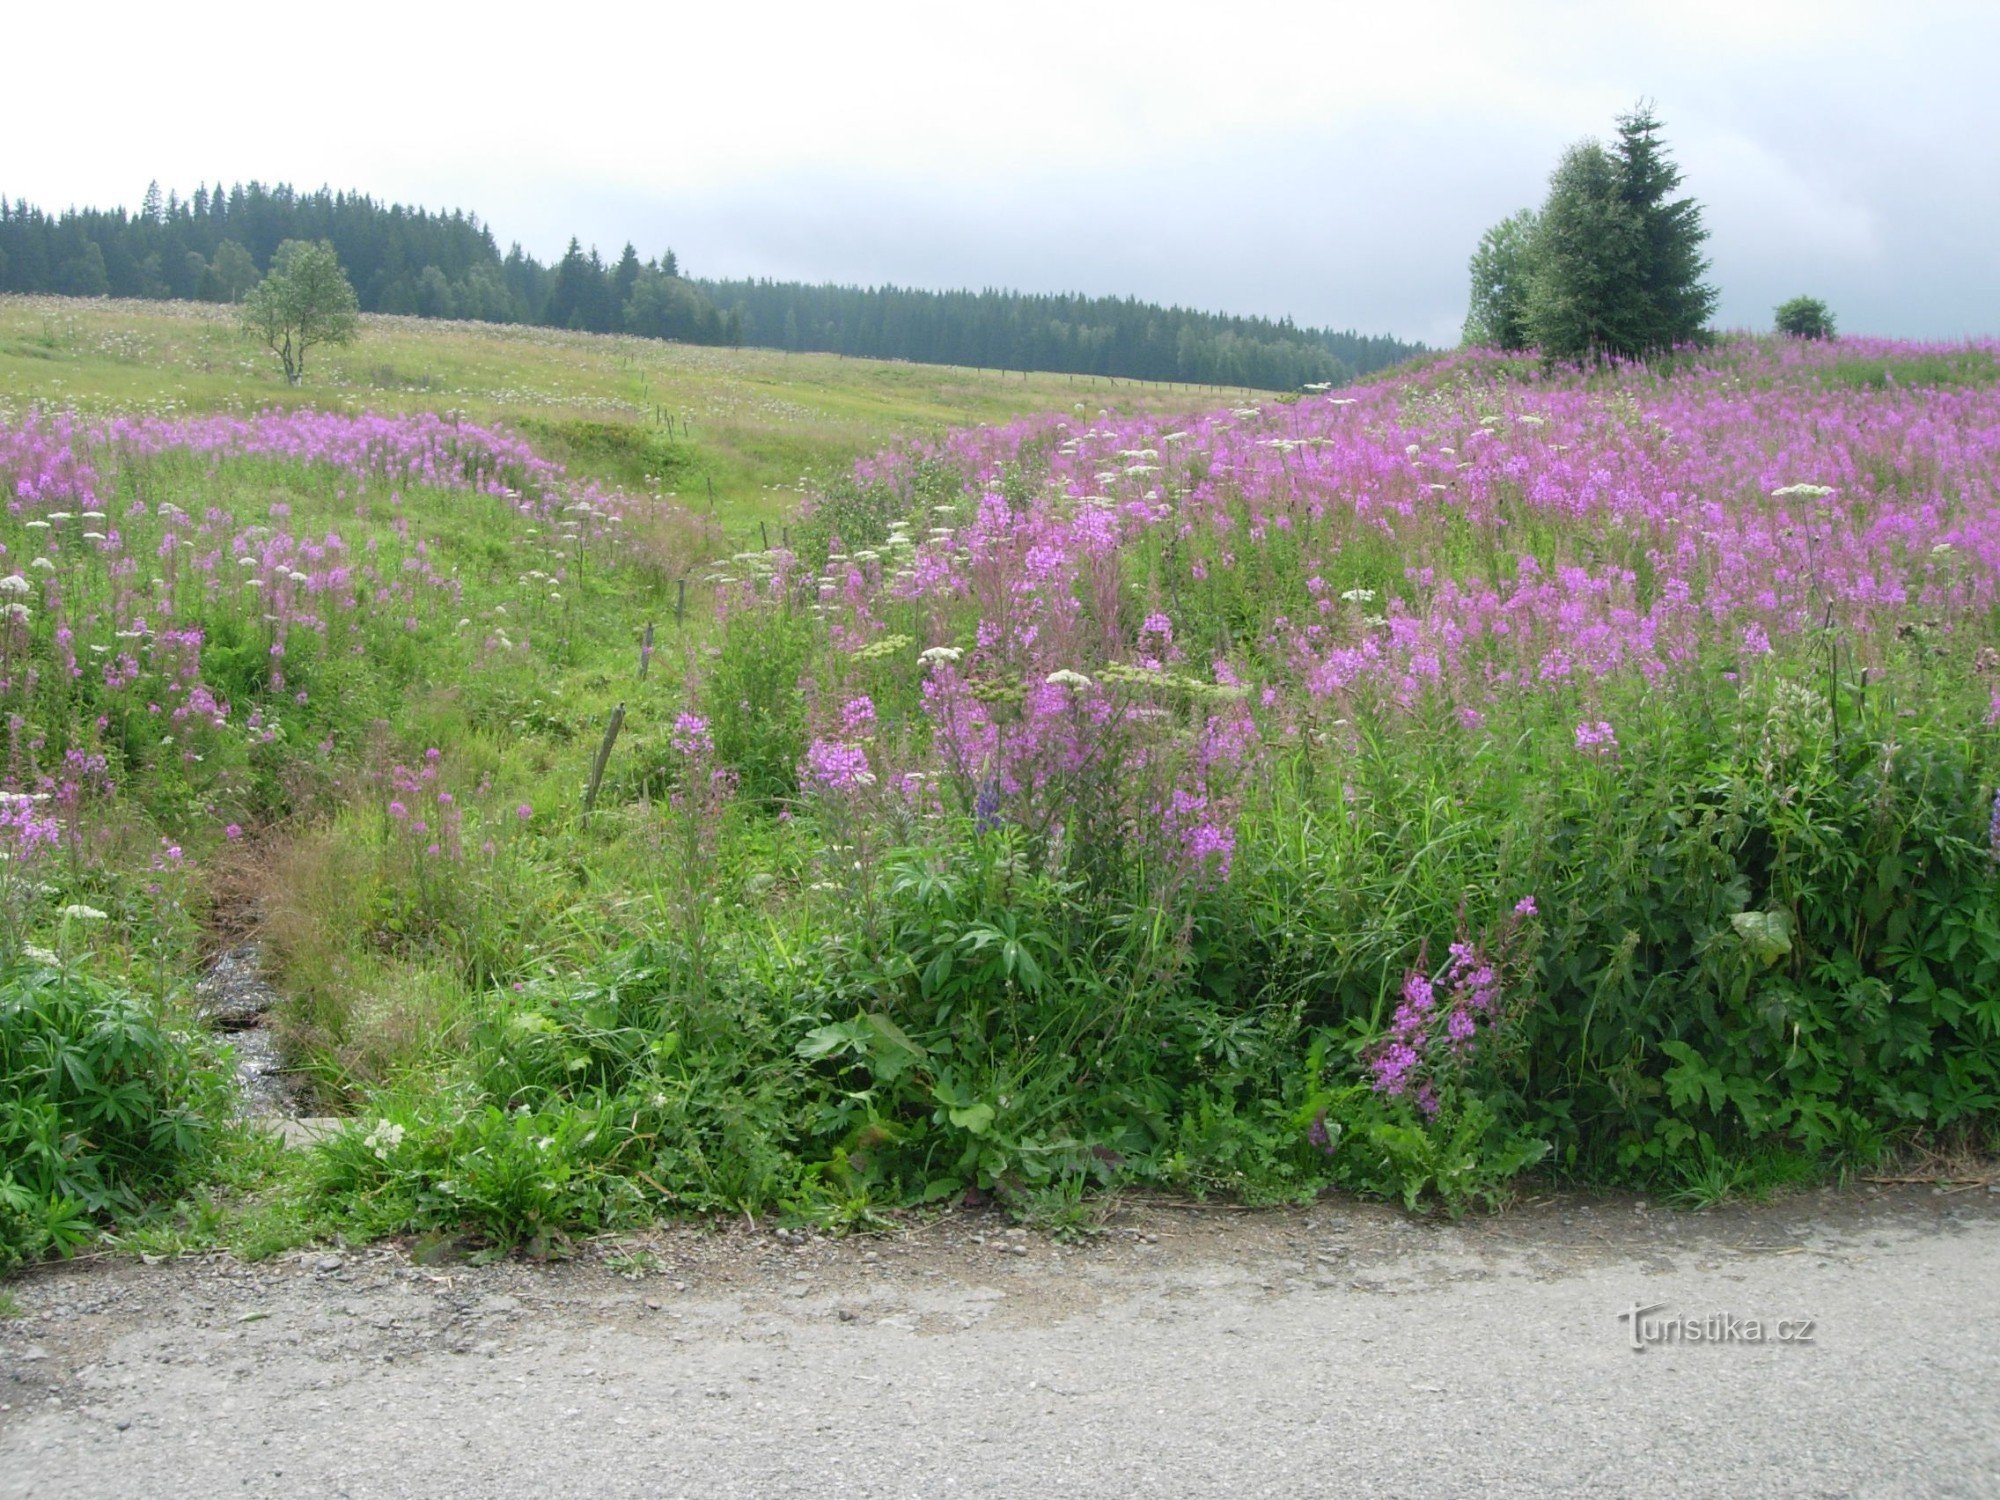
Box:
[3,299,1998,1271]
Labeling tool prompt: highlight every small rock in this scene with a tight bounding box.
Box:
[314,1255,344,1274]
[20,1346,48,1362]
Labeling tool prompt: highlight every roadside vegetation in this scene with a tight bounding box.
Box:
[2,286,1997,1269]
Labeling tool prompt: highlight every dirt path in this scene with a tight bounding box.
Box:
[3,1187,1996,1498]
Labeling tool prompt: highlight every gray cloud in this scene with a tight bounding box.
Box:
[11,1,1997,346]
[507,88,1999,349]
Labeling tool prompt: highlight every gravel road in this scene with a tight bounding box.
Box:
[3,1186,1995,1498]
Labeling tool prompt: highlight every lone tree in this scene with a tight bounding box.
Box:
[1774,295,1836,340]
[1464,102,1717,362]
[241,239,359,384]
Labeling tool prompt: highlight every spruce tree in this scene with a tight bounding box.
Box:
[1612,102,1717,351]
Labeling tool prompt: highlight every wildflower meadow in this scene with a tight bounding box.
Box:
[3,319,1998,1263]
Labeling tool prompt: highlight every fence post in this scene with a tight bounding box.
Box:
[583,703,626,815]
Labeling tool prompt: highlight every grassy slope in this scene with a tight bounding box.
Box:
[0,295,1248,537]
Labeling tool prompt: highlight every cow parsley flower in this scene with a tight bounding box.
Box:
[363,1119,406,1160]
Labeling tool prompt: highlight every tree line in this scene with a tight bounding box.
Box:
[696,280,1420,390]
[0,182,1421,390]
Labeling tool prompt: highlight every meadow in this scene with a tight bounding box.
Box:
[0,296,1243,535]
[3,297,1998,1267]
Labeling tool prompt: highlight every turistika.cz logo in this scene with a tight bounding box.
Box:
[1616,1302,1817,1352]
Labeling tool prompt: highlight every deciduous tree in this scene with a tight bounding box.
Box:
[239,238,360,384]
[1462,209,1539,350]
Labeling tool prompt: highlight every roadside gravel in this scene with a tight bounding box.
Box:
[3,1186,1995,1498]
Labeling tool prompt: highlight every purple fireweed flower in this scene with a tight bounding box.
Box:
[839,695,877,736]
[1573,720,1619,755]
[802,738,874,794]
[670,713,714,759]
[1371,1041,1420,1096]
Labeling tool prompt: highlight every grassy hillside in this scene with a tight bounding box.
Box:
[0,295,1245,536]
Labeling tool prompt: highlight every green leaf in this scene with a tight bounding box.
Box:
[1730,909,1794,966]
[947,1102,995,1136]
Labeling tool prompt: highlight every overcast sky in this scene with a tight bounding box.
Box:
[7,0,1995,346]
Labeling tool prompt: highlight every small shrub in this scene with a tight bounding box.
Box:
[1774,296,1836,341]
[702,608,814,803]
[0,961,229,1272]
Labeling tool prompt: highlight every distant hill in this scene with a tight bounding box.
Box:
[0,182,1423,391]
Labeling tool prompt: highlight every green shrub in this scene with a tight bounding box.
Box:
[0,962,230,1272]
[1774,296,1835,341]
[702,608,814,802]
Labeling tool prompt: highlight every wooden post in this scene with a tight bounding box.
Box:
[760,520,770,551]
[583,703,626,815]
[706,475,714,510]
[638,622,655,680]
[675,577,686,627]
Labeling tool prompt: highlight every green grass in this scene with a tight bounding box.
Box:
[0,294,1247,539]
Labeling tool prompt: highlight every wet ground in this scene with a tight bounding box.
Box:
[194,942,308,1123]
